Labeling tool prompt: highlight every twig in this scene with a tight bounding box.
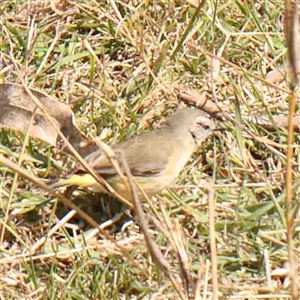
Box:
[118,152,187,300]
[207,179,219,299]
[284,1,299,298]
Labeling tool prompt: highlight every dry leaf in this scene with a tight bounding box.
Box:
[0,83,98,157]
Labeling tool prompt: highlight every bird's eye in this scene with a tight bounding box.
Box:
[202,125,211,131]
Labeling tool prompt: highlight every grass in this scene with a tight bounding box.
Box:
[0,0,299,299]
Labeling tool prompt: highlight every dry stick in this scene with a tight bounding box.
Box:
[286,91,298,300]
[93,139,164,224]
[0,155,148,275]
[207,179,218,299]
[264,250,273,292]
[203,260,210,299]
[92,139,133,208]
[94,138,166,233]
[83,211,127,243]
[118,152,186,300]
[30,210,77,253]
[284,1,299,299]
[194,261,206,300]
[284,1,299,91]
[92,139,165,215]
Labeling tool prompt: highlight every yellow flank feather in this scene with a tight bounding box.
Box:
[56,174,98,188]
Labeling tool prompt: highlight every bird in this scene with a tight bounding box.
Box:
[52,107,215,202]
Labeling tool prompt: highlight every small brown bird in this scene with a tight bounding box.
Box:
[53,108,215,202]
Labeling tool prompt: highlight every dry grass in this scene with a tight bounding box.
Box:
[0,0,299,299]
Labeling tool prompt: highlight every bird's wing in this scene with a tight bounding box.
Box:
[78,131,174,177]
